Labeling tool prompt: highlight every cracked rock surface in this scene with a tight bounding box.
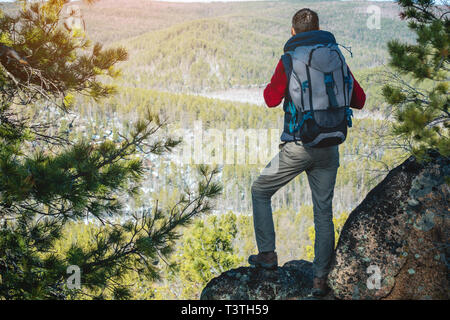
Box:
[200,260,314,300]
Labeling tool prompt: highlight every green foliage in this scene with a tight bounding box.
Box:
[156,212,242,299]
[0,1,127,101]
[49,211,241,300]
[382,0,449,157]
[0,0,221,299]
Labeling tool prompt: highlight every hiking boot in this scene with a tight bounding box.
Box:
[311,277,331,297]
[248,251,278,270]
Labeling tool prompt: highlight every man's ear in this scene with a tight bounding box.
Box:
[291,27,296,36]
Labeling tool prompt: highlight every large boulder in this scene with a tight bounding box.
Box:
[328,152,449,300]
[200,260,315,300]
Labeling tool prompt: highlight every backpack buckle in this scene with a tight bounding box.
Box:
[344,76,353,91]
[324,74,334,85]
[324,73,338,108]
[302,80,309,93]
[346,107,353,128]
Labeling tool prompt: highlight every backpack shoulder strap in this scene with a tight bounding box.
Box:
[281,52,293,78]
[281,52,293,98]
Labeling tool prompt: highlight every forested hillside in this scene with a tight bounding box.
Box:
[103,1,415,92]
[69,0,413,299]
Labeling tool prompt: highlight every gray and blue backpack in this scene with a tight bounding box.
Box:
[280,30,354,148]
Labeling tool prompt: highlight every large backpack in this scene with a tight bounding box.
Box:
[281,43,354,148]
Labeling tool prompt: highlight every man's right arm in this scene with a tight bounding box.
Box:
[263,59,287,108]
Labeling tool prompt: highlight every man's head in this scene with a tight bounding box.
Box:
[291,8,319,36]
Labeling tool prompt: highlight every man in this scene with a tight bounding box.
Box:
[248,8,366,297]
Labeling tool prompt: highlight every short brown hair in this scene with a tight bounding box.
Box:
[292,8,319,34]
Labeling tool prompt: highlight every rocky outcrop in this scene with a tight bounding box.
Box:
[200,260,315,300]
[328,151,449,300]
[201,151,449,300]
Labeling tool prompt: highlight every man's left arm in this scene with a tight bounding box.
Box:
[349,70,366,110]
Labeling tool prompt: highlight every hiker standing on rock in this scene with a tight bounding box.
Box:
[248,8,366,297]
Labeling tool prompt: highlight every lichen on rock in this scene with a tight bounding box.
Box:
[200,260,314,300]
[328,152,449,300]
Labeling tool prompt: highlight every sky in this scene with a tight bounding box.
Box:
[0,0,401,2]
[0,0,445,4]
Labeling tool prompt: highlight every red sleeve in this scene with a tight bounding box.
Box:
[349,70,366,110]
[263,59,287,108]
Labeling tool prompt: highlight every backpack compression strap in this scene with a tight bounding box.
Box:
[287,101,313,134]
[324,72,339,108]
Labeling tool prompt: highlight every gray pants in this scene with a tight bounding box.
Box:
[251,141,340,278]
